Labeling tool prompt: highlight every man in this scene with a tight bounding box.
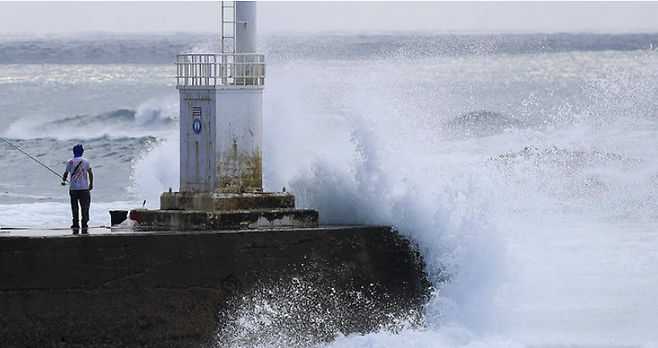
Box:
[62,144,94,233]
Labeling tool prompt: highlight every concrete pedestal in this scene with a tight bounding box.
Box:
[128,208,319,231]
[112,191,320,231]
[161,191,296,211]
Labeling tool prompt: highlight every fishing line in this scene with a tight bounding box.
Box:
[0,136,68,183]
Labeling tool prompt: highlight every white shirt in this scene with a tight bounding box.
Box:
[65,157,92,190]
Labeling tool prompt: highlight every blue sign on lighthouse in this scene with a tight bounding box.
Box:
[193,118,202,134]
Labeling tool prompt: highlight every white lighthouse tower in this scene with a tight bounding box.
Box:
[152,1,318,230]
[177,1,263,194]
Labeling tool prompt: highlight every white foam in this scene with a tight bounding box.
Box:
[129,136,180,208]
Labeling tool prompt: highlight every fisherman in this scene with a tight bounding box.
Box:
[62,144,94,233]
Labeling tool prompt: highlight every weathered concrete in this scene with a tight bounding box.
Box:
[0,227,430,348]
[129,208,319,230]
[160,191,296,211]
[152,191,319,229]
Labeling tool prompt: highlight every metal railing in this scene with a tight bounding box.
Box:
[175,53,265,88]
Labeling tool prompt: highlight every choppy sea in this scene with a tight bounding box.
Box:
[1,31,658,347]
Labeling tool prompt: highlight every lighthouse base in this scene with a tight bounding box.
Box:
[110,191,319,231]
[124,208,319,231]
[160,191,297,211]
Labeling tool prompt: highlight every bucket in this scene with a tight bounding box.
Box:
[109,210,128,226]
[129,210,141,224]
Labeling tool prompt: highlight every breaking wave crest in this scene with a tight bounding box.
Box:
[4,99,178,141]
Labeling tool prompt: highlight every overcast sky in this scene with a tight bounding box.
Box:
[0,1,657,35]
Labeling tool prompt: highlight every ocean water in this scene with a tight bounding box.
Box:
[2,32,658,347]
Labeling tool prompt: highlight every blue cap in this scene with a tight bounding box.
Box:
[73,144,84,157]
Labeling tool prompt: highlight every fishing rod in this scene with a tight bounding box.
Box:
[0,136,68,184]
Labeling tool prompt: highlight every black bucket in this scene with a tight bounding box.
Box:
[109,210,128,226]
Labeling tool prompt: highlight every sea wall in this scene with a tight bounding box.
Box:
[0,227,430,348]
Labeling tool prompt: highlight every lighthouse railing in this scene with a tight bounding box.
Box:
[176,53,265,88]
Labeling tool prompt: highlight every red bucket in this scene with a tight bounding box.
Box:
[129,210,141,224]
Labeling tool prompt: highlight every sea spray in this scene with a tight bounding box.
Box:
[267,104,512,344]
[129,136,179,208]
[215,275,425,348]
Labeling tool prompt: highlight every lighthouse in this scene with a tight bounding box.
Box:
[177,1,264,194]
[137,1,318,230]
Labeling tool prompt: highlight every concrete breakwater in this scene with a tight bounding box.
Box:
[0,226,430,347]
